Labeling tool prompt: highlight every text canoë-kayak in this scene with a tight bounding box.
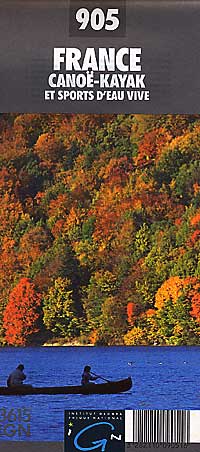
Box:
[0,377,132,395]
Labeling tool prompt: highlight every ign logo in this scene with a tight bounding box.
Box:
[64,410,125,452]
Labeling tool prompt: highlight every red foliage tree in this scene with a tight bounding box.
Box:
[135,127,171,165]
[127,302,136,325]
[3,278,42,345]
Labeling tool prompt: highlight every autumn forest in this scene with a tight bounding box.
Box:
[0,113,200,346]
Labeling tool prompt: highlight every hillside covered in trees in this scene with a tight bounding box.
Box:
[0,113,200,346]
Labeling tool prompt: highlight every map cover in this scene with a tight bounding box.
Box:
[0,1,200,452]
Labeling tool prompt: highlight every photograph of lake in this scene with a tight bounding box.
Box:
[0,114,199,443]
[0,346,200,441]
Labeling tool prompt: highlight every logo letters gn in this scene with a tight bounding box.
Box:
[74,421,115,452]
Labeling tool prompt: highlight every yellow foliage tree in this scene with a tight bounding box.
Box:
[124,326,147,345]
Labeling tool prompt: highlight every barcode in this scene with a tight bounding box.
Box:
[125,410,190,443]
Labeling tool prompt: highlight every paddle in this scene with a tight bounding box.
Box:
[90,371,111,383]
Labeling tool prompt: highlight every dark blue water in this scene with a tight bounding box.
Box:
[0,346,199,441]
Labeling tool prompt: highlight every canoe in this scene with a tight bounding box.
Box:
[0,377,132,396]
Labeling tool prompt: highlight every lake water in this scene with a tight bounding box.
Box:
[0,346,199,441]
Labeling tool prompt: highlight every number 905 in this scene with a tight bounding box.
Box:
[76,8,120,31]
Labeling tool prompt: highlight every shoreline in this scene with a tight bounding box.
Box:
[42,342,94,347]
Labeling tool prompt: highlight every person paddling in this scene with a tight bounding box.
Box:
[81,365,99,386]
[7,364,26,387]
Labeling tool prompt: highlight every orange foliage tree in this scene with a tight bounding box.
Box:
[155,276,185,310]
[155,276,200,312]
[3,278,42,345]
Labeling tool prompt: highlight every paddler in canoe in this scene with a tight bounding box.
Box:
[81,365,100,385]
[7,364,32,389]
[7,364,26,387]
